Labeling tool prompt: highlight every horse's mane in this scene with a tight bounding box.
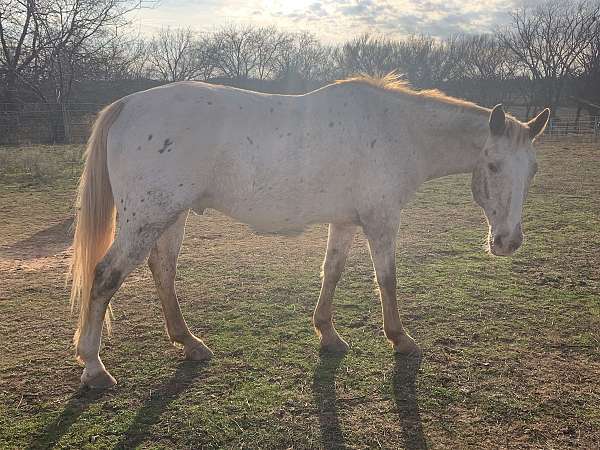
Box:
[333,72,488,113]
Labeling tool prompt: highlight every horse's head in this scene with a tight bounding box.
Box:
[472,105,550,256]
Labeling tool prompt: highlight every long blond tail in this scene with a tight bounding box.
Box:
[70,100,125,346]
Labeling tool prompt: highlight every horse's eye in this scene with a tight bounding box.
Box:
[488,162,500,173]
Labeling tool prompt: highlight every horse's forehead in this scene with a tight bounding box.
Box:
[504,120,530,146]
[491,126,531,157]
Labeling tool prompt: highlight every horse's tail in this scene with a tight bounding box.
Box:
[69,100,125,347]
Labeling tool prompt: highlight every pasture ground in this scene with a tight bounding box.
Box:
[0,139,599,449]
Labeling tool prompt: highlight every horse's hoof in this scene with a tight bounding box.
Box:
[392,334,421,357]
[319,336,350,353]
[81,368,117,390]
[184,342,214,361]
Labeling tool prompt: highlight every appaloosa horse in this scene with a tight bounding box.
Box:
[69,74,549,388]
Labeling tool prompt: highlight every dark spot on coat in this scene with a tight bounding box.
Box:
[207,101,212,105]
[123,207,127,211]
[137,146,141,151]
[104,269,121,292]
[270,107,274,113]
[240,106,243,110]
[179,183,184,187]
[140,198,144,202]
[247,136,254,145]
[148,134,153,141]
[371,139,377,148]
[158,138,174,154]
[329,122,334,127]
[287,132,291,136]
[132,212,136,217]
[120,199,123,204]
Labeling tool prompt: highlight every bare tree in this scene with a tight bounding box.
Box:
[0,0,155,141]
[333,33,398,77]
[453,34,516,105]
[274,31,333,82]
[148,27,200,82]
[500,0,600,115]
[252,26,287,80]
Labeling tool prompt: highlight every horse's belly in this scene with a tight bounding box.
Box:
[209,195,348,236]
[216,205,309,235]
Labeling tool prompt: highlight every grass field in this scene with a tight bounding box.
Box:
[0,139,599,449]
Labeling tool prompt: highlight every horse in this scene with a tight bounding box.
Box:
[69,74,550,389]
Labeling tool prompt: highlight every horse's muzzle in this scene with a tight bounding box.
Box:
[490,223,523,256]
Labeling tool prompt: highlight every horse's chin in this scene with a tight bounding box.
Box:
[489,245,516,257]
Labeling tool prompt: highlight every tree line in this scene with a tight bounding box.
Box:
[1,0,599,142]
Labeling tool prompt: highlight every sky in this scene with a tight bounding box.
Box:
[132,0,532,42]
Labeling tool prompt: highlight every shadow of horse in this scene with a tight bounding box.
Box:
[0,217,73,260]
[393,353,428,450]
[312,352,347,450]
[27,361,205,449]
[27,387,109,449]
[113,360,207,449]
[312,352,427,450]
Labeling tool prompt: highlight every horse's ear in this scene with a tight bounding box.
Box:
[489,104,506,136]
[528,108,550,140]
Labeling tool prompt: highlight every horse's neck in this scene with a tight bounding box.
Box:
[415,105,490,180]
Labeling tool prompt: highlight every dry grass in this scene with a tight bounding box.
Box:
[0,139,598,449]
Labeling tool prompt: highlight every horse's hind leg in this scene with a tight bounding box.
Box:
[77,224,164,388]
[147,211,213,361]
[313,223,357,352]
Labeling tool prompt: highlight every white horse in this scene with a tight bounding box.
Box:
[69,74,549,389]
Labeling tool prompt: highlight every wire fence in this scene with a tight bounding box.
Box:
[541,115,600,142]
[1,103,599,146]
[0,103,101,145]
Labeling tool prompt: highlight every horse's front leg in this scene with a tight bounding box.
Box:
[147,211,213,361]
[363,218,420,355]
[313,223,357,352]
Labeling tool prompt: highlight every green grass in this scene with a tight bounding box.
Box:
[0,139,599,449]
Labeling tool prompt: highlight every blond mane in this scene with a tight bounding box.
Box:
[334,72,488,113]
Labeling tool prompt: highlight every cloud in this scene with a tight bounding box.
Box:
[132,0,524,41]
